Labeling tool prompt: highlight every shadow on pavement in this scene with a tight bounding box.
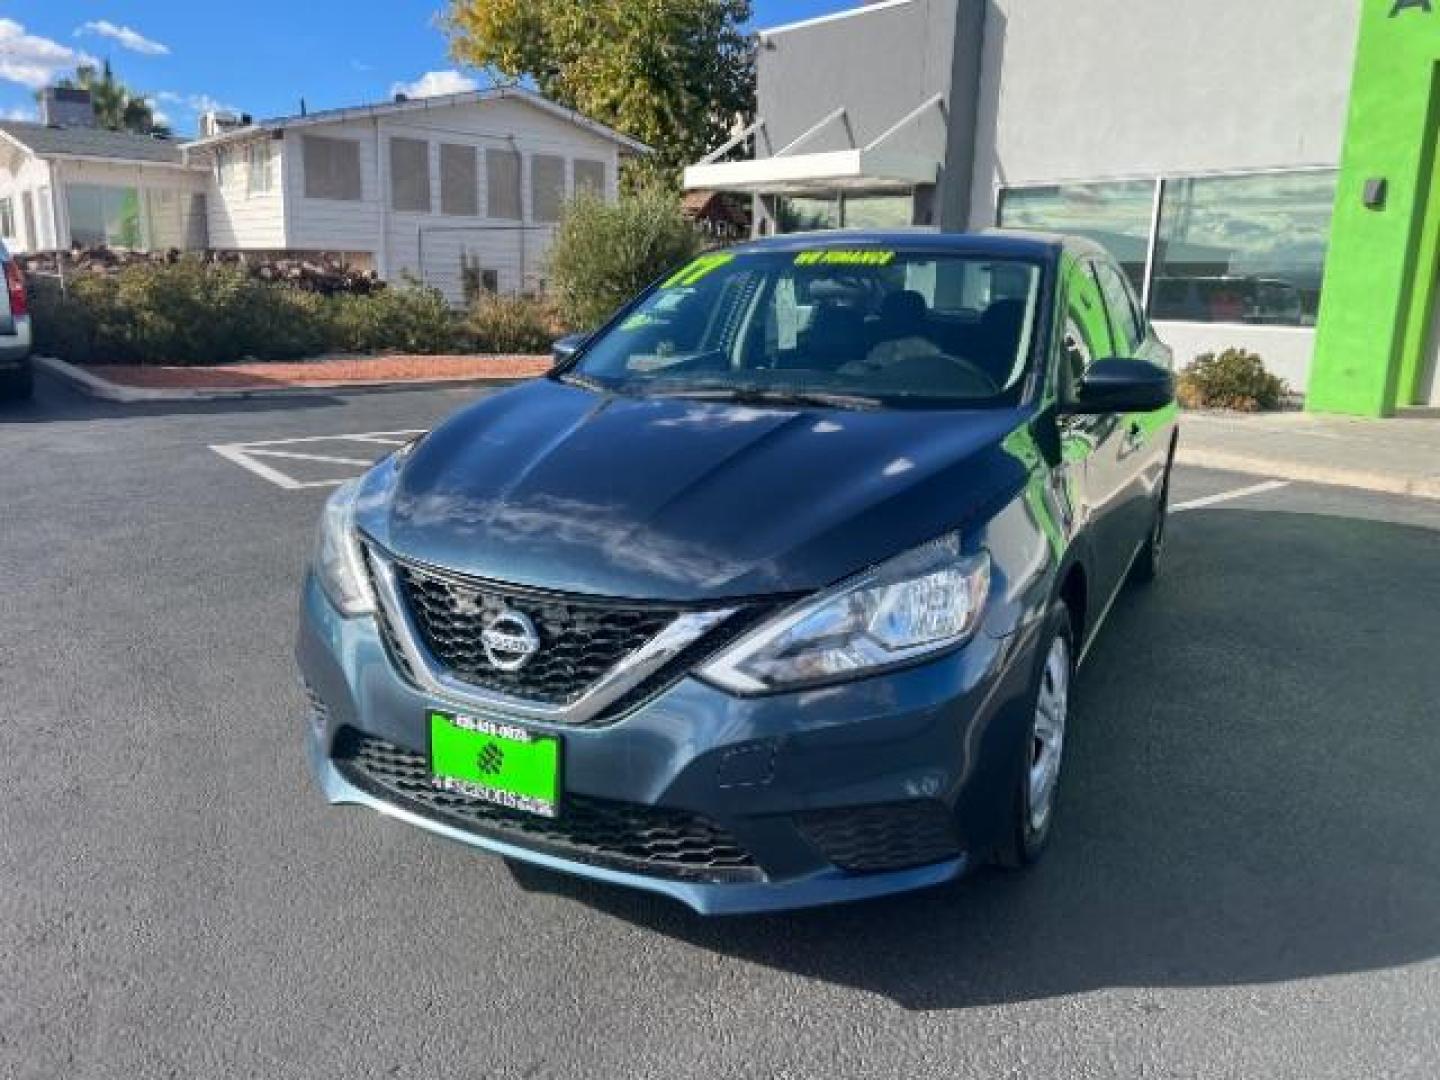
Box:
[509,508,1440,1010]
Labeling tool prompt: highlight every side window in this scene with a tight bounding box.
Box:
[1060,259,1113,396]
[1094,259,1142,356]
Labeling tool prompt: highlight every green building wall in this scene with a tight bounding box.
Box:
[1309,0,1440,416]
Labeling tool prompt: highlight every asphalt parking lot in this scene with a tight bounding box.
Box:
[3,375,1439,1079]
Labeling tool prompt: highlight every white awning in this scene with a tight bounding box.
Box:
[683,148,938,196]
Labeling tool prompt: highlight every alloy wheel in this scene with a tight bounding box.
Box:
[1027,634,1071,834]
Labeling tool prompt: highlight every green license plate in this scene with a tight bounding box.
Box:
[428,710,561,818]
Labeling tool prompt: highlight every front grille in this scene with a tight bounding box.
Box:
[795,801,962,874]
[335,731,762,883]
[393,560,678,705]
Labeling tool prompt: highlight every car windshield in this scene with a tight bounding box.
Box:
[566,248,1044,407]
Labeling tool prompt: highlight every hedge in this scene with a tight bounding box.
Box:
[26,258,562,366]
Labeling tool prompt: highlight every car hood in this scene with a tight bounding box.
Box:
[361,379,1034,603]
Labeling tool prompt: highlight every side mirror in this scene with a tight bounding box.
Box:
[551,332,589,366]
[1067,358,1175,414]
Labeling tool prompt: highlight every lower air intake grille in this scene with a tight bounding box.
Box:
[335,731,762,884]
[795,801,962,873]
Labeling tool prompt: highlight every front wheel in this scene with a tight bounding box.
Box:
[1129,455,1173,585]
[998,603,1074,869]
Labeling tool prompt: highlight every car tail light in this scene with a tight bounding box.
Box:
[3,261,25,319]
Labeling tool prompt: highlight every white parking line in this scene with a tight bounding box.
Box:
[1173,480,1290,513]
[211,429,426,490]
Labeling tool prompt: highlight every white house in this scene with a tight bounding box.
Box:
[0,85,647,302]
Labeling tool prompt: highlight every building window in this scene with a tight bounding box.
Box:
[303,135,363,201]
[1151,171,1337,327]
[574,159,606,198]
[145,189,208,250]
[246,141,272,195]
[390,137,431,213]
[840,193,913,229]
[486,147,522,220]
[66,184,145,248]
[0,197,13,239]
[998,180,1155,293]
[775,195,838,232]
[531,154,565,223]
[440,143,478,216]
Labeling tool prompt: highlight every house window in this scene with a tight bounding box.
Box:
[246,141,272,195]
[574,159,606,198]
[146,189,208,250]
[439,143,478,217]
[0,197,13,239]
[390,137,431,213]
[531,154,565,223]
[486,147,522,220]
[1151,171,1337,327]
[66,184,145,248]
[303,135,363,201]
[998,180,1155,292]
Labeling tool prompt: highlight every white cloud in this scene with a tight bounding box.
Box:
[156,90,240,115]
[390,70,477,99]
[0,18,93,89]
[76,20,170,57]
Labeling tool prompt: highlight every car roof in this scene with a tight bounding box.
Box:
[725,229,1110,264]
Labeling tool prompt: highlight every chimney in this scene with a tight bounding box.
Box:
[198,110,247,138]
[39,87,97,128]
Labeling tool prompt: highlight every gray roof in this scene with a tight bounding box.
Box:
[0,122,185,164]
[182,86,651,156]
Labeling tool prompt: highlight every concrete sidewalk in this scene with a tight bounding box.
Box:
[1177,410,1440,501]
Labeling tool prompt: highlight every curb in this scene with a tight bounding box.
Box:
[1176,444,1440,502]
[34,355,534,403]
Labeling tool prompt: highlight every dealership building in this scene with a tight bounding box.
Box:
[684,0,1440,416]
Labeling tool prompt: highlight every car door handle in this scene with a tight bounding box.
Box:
[1121,421,1145,457]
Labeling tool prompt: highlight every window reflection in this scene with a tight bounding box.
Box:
[998,180,1154,292]
[1152,171,1336,327]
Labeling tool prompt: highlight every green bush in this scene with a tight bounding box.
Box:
[1177,349,1288,411]
[465,294,561,354]
[547,188,703,330]
[324,283,458,355]
[26,260,463,364]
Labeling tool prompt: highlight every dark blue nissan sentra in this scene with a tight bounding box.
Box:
[297,232,1178,914]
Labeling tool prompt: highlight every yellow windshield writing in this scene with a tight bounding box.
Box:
[661,253,735,289]
[794,250,896,267]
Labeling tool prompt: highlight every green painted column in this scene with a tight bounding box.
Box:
[1309,0,1440,416]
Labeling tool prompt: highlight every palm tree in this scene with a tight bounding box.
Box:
[46,61,171,137]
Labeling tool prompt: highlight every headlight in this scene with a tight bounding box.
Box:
[700,533,991,694]
[313,478,375,616]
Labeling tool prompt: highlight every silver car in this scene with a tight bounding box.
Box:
[0,241,32,401]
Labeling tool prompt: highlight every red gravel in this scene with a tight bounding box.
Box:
[91,354,551,390]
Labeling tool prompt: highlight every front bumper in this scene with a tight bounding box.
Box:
[297,572,1038,915]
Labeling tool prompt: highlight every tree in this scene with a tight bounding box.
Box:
[49,61,170,137]
[547,191,702,328]
[444,0,754,181]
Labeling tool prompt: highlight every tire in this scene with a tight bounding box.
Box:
[998,602,1074,869]
[0,364,33,402]
[1129,453,1173,585]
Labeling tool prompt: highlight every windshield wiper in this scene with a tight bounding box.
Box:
[644,385,883,410]
[555,372,613,393]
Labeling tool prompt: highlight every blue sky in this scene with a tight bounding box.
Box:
[0,2,854,134]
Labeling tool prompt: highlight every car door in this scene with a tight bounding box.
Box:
[1055,255,1133,613]
[1092,257,1175,548]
